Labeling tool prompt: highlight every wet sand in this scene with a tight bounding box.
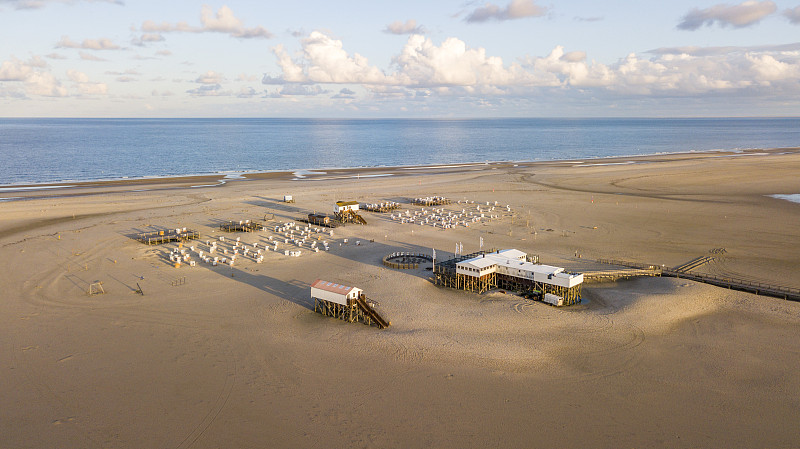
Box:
[1,150,799,448]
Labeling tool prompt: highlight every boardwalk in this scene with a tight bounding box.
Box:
[583,268,661,282]
[663,269,800,301]
[595,258,800,302]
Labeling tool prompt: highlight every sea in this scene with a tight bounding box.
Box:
[1,117,799,186]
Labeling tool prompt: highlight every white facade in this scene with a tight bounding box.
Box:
[310,279,363,306]
[335,201,359,213]
[455,249,583,288]
[456,256,498,277]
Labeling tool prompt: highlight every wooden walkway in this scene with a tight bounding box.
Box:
[336,210,367,225]
[300,215,340,228]
[595,258,800,302]
[354,296,390,329]
[672,256,715,273]
[663,270,800,301]
[583,268,661,282]
[313,295,390,329]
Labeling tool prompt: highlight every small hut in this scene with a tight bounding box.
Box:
[335,201,359,214]
[310,279,389,329]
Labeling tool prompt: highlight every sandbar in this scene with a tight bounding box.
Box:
[1,149,799,448]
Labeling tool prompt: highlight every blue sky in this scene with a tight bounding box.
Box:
[1,0,799,117]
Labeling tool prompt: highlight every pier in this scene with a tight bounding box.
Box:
[585,259,663,282]
[595,258,800,302]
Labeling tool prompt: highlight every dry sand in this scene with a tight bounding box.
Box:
[2,150,800,448]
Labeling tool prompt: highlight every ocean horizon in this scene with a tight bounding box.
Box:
[1,117,799,186]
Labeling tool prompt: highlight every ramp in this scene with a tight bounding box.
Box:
[336,209,367,225]
[354,296,389,329]
[673,256,715,273]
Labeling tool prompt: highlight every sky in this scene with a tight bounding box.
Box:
[1,0,799,117]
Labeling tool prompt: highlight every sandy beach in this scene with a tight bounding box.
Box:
[2,149,799,448]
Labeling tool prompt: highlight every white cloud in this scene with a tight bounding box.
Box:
[0,56,68,97]
[303,32,392,84]
[27,56,48,68]
[784,6,800,24]
[278,84,329,96]
[141,33,164,42]
[56,35,120,50]
[525,46,613,87]
[106,68,139,83]
[186,84,231,96]
[393,34,538,87]
[237,86,258,98]
[384,19,425,35]
[465,0,547,23]
[195,71,224,84]
[105,68,140,76]
[265,33,394,85]
[0,57,35,80]
[332,87,357,99]
[267,31,800,102]
[199,5,270,38]
[24,71,68,96]
[79,51,107,61]
[66,69,89,83]
[678,0,777,30]
[648,43,800,56]
[265,44,306,83]
[77,82,108,95]
[0,0,122,9]
[132,33,165,46]
[141,5,272,39]
[744,53,800,81]
[266,32,540,89]
[66,69,108,95]
[141,20,192,33]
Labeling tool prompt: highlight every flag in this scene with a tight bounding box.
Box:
[432,248,436,261]
[480,236,483,250]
